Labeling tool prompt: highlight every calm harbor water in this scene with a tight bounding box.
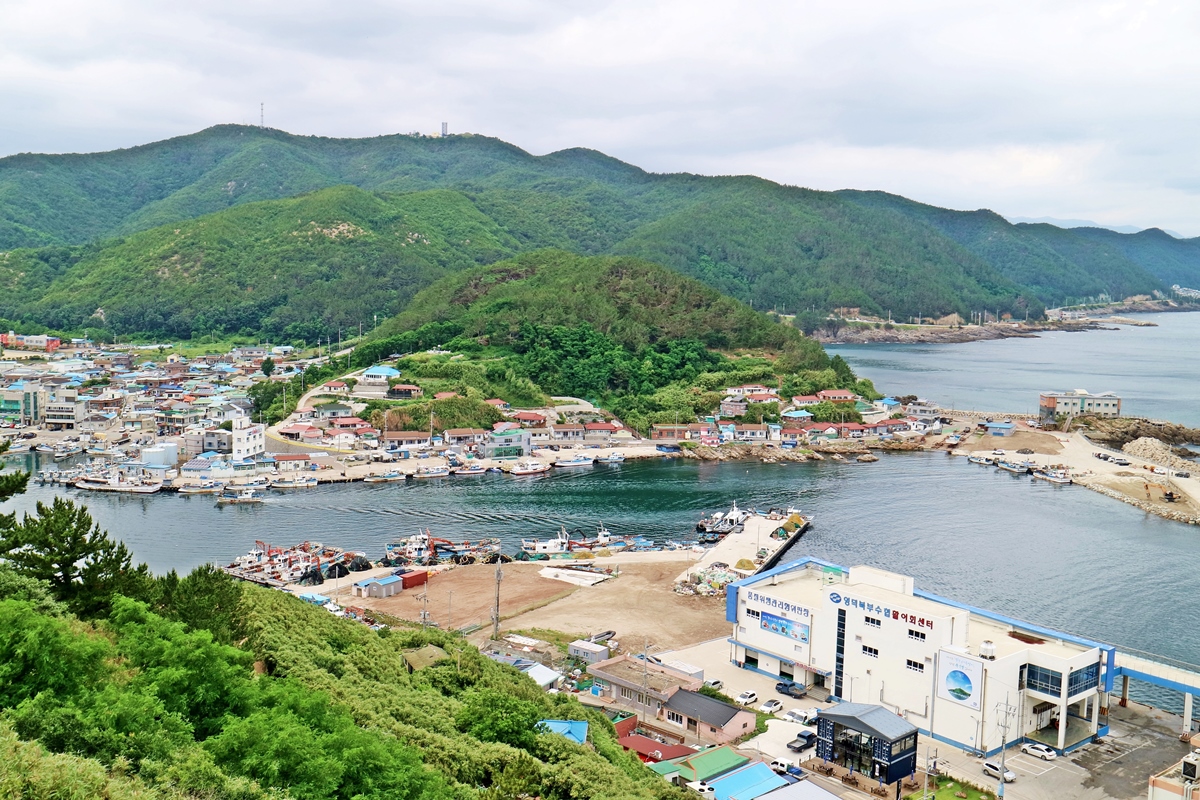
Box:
[829,311,1200,427]
[7,450,1200,680]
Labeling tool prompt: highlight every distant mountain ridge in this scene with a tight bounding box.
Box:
[2,124,1200,338]
[1006,216,1185,238]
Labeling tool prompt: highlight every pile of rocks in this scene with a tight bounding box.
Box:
[1121,437,1196,471]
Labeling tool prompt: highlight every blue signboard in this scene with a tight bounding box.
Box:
[761,611,810,643]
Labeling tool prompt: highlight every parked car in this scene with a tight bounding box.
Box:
[769,759,794,774]
[1020,743,1057,761]
[982,760,1016,782]
[734,690,758,706]
[703,679,723,691]
[782,709,807,724]
[759,699,783,714]
[1176,471,1192,479]
[775,681,808,699]
[786,731,818,752]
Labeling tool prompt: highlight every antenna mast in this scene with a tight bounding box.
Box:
[260,103,264,128]
[441,122,448,137]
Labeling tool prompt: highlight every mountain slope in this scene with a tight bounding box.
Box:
[0,186,524,339]
[3,124,1196,326]
[376,249,821,357]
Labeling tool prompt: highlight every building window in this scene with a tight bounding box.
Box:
[666,710,683,725]
[906,659,924,673]
[1067,662,1100,696]
[862,645,879,658]
[1024,664,1063,695]
[908,629,926,642]
[747,609,761,619]
[865,616,881,628]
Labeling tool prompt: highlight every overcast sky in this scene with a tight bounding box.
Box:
[4,0,1200,234]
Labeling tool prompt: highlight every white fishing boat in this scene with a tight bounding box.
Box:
[696,501,750,534]
[35,444,57,454]
[269,475,318,489]
[75,474,163,494]
[597,452,625,463]
[178,480,225,495]
[364,470,405,483]
[553,454,595,468]
[412,465,450,478]
[217,488,264,505]
[510,459,550,476]
[1032,467,1073,485]
[54,445,84,461]
[451,464,487,476]
[520,526,573,555]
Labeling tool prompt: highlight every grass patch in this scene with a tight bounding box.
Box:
[905,775,995,800]
[507,627,588,653]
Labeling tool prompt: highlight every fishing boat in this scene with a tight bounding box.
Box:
[520,526,573,556]
[35,444,56,454]
[1,442,31,456]
[75,474,163,494]
[217,488,264,505]
[510,459,550,476]
[553,454,595,468]
[566,523,628,551]
[178,480,225,495]
[967,455,994,465]
[364,470,405,483]
[53,445,84,461]
[451,464,487,476]
[597,452,625,463]
[1032,467,1073,485]
[412,465,450,478]
[996,459,1033,475]
[696,501,750,534]
[269,475,318,489]
[382,530,504,566]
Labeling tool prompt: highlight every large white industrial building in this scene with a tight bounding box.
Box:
[726,558,1113,756]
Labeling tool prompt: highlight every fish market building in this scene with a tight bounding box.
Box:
[726,558,1112,756]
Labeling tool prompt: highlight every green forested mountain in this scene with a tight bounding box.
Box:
[3,124,1198,335]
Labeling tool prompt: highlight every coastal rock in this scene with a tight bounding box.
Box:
[1082,416,1200,448]
[1121,437,1197,470]
[856,454,879,463]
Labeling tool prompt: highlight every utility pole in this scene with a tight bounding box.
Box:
[420,590,429,629]
[995,693,1017,798]
[921,745,938,800]
[447,590,452,632]
[491,565,503,639]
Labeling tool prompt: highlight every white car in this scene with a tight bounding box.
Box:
[735,690,758,706]
[704,679,724,691]
[782,709,807,724]
[759,699,783,714]
[1020,743,1057,761]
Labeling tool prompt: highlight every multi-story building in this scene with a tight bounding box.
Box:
[727,558,1110,756]
[45,388,84,430]
[1039,390,1122,424]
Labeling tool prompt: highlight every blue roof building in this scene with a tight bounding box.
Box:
[538,719,588,744]
[708,762,787,800]
[351,574,403,599]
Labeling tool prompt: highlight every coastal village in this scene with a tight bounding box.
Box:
[4,333,1200,800]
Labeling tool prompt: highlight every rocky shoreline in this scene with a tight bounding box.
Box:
[676,439,925,462]
[814,320,1112,345]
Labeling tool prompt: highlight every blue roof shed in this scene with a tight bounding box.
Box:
[538,720,588,745]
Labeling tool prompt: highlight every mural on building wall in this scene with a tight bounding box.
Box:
[761,611,810,643]
[936,651,983,711]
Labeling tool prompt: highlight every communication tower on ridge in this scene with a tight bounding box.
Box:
[260,103,264,128]
[441,122,448,137]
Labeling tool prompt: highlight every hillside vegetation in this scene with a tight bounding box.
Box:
[5,125,1199,332]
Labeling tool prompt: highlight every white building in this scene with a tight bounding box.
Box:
[727,558,1110,756]
[230,414,265,461]
[1039,390,1122,424]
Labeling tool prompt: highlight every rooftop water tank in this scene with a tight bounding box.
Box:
[979,641,997,660]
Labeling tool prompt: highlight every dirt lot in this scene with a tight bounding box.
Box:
[352,563,577,631]
[1092,471,1200,515]
[494,560,729,651]
[959,428,1064,456]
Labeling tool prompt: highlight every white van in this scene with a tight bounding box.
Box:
[982,760,1015,782]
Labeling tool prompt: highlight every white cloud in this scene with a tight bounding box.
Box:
[3,0,1200,233]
